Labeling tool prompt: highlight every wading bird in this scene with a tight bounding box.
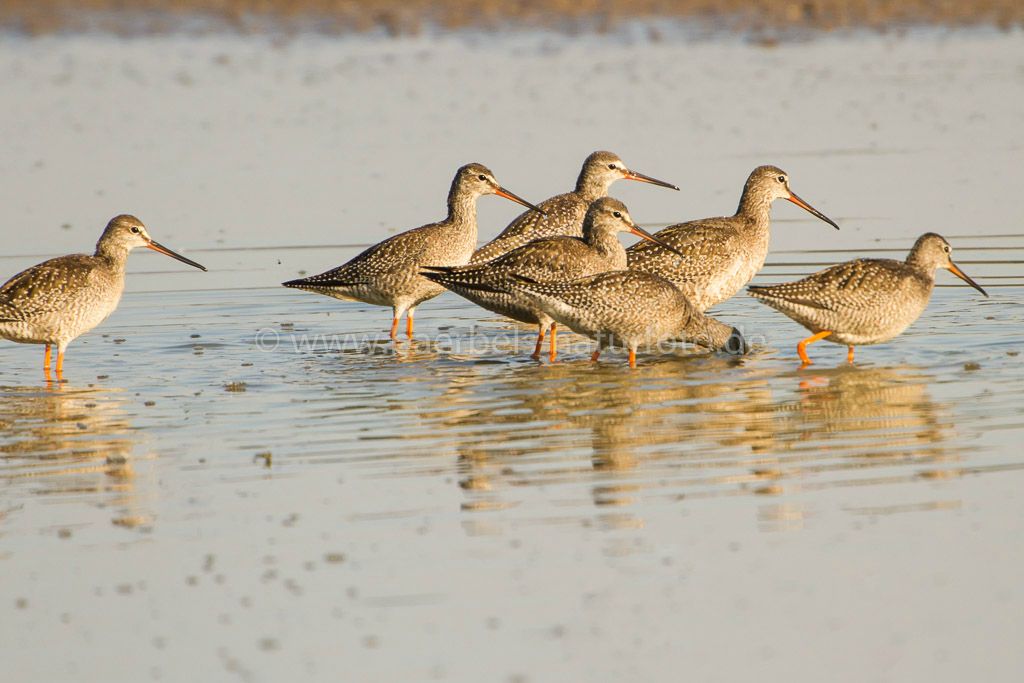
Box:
[422,197,685,361]
[507,270,747,368]
[628,165,839,311]
[0,214,206,379]
[748,233,987,365]
[283,163,542,339]
[470,150,677,264]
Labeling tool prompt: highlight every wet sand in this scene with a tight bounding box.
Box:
[1,29,1024,683]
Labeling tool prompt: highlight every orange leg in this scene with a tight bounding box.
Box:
[531,325,546,360]
[55,350,65,379]
[797,331,832,365]
[628,349,637,369]
[390,316,400,340]
[591,349,601,363]
[406,311,414,339]
[548,323,558,363]
[44,344,52,376]
[847,346,855,363]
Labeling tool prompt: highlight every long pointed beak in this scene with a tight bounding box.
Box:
[786,191,840,230]
[146,239,207,271]
[495,186,546,215]
[624,170,679,191]
[948,260,988,297]
[629,224,687,259]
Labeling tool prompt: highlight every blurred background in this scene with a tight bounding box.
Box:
[3,0,1023,36]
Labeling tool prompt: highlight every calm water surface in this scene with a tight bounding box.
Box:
[1,29,1023,683]
[3,273,1022,681]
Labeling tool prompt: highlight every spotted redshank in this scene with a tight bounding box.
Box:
[507,270,747,368]
[0,214,206,379]
[628,165,839,311]
[282,163,542,339]
[470,150,677,265]
[748,232,987,364]
[422,197,684,361]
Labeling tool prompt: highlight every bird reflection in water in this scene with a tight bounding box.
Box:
[774,364,959,483]
[0,383,149,529]
[409,354,959,524]
[416,352,779,520]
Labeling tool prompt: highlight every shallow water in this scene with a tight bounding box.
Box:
[2,29,1024,683]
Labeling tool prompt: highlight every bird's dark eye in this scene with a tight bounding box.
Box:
[613,211,622,218]
[477,174,487,181]
[777,175,786,183]
[608,164,617,170]
[130,226,141,234]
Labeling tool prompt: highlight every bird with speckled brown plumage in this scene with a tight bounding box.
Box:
[0,214,206,380]
[748,233,988,365]
[628,165,839,312]
[421,197,684,361]
[470,151,678,265]
[282,163,542,339]
[506,270,747,369]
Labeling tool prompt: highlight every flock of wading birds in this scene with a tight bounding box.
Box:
[0,151,989,378]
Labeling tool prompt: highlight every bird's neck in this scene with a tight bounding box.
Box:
[585,226,628,267]
[736,186,774,224]
[446,187,479,227]
[680,314,737,352]
[904,252,937,278]
[575,172,612,202]
[94,241,130,272]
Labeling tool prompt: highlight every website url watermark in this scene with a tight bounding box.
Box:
[253,325,767,356]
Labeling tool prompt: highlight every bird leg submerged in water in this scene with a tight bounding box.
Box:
[797,331,833,365]
[530,324,550,360]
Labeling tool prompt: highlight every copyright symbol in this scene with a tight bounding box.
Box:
[255,328,279,351]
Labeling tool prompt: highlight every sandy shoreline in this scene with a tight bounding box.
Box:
[3,0,1023,37]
